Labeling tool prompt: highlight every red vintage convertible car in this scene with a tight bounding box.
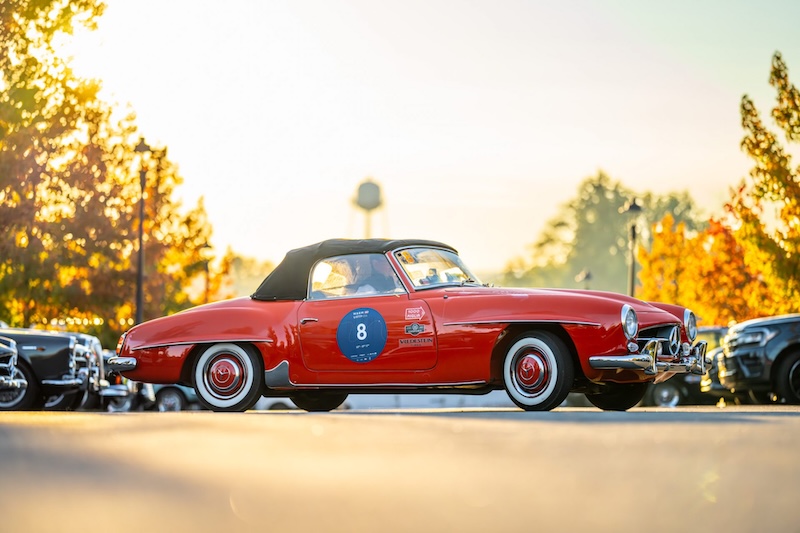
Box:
[109,239,709,412]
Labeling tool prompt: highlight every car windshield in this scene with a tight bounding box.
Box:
[394,247,482,289]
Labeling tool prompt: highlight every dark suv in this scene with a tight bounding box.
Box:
[717,314,800,404]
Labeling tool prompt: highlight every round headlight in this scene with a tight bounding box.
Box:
[621,304,638,340]
[684,309,697,342]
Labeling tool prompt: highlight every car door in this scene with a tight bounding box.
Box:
[298,296,437,372]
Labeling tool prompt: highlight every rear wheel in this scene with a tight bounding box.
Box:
[193,343,263,412]
[586,382,649,411]
[0,364,41,411]
[502,331,573,411]
[156,388,187,411]
[774,351,800,404]
[290,392,348,412]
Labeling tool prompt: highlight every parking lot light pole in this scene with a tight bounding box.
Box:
[134,138,151,324]
[620,199,642,297]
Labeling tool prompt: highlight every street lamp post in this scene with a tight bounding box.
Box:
[134,138,150,324]
[620,199,642,297]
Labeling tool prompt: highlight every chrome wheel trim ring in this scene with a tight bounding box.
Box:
[0,368,26,408]
[44,394,65,409]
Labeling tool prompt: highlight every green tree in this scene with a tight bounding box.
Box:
[502,171,703,294]
[0,0,214,347]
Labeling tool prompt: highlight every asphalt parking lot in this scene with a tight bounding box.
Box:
[1,406,798,533]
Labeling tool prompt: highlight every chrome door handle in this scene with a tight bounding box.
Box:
[300,318,319,325]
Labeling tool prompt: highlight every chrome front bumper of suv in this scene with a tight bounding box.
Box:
[0,374,28,389]
[589,340,709,376]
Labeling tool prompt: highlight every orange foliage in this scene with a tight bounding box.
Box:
[638,214,767,327]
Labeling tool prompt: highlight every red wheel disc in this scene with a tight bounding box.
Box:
[515,352,549,395]
[206,353,246,398]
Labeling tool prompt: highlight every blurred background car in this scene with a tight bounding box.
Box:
[0,328,85,410]
[150,384,296,411]
[0,336,27,392]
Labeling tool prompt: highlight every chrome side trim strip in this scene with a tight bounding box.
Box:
[131,338,274,351]
[294,380,487,388]
[442,319,600,327]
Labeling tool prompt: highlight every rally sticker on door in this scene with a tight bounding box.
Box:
[336,307,387,363]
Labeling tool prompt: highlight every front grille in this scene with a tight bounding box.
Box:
[638,324,682,357]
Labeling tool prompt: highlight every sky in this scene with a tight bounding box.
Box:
[63,0,800,274]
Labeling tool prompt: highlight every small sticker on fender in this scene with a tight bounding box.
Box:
[405,323,425,336]
[399,338,433,346]
[405,307,425,320]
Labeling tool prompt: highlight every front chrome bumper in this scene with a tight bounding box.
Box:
[41,376,84,388]
[589,340,709,376]
[0,374,28,390]
[107,357,137,372]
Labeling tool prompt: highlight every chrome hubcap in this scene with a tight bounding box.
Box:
[514,351,550,396]
[158,392,182,411]
[654,386,680,407]
[205,353,246,399]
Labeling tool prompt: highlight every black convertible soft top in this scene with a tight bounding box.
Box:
[251,238,456,301]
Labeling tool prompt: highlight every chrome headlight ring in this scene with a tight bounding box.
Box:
[684,309,697,342]
[621,304,638,340]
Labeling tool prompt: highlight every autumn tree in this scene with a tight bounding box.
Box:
[0,0,215,347]
[639,51,800,323]
[728,51,800,315]
[638,216,764,325]
[501,171,703,293]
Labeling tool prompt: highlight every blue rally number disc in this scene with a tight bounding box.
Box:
[336,307,387,363]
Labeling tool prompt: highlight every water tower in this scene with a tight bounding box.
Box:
[354,177,383,238]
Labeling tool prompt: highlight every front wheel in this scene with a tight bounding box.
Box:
[193,343,263,412]
[774,351,800,404]
[502,331,574,411]
[290,392,348,412]
[44,391,84,411]
[0,364,41,411]
[586,382,649,411]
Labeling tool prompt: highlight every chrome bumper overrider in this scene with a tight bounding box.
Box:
[589,340,709,376]
[107,357,138,372]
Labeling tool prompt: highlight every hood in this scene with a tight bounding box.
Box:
[439,286,681,329]
[728,313,800,334]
